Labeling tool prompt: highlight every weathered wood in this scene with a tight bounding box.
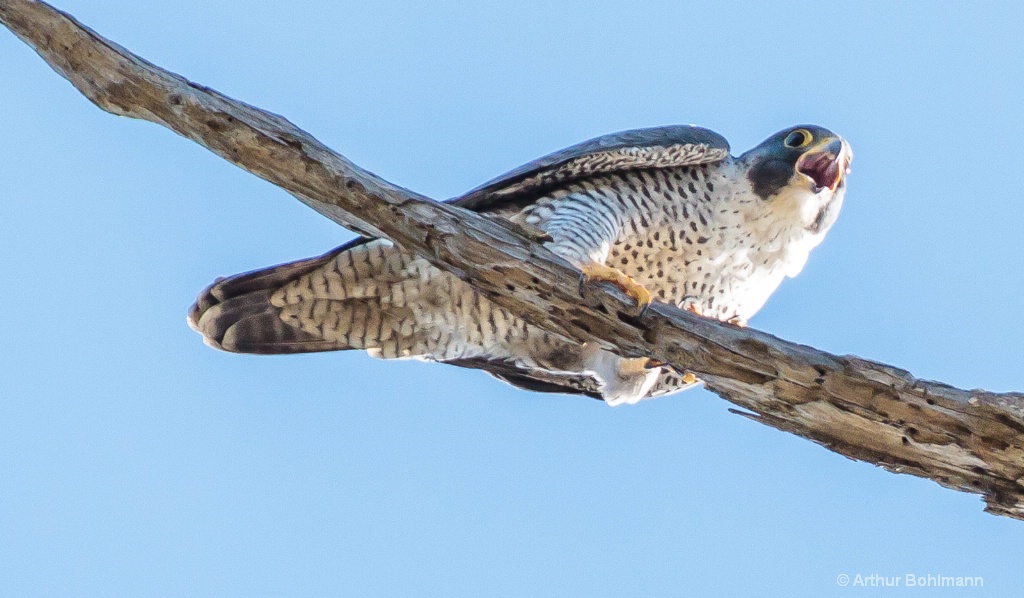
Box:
[3,0,1023,519]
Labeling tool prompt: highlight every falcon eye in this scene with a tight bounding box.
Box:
[784,129,813,148]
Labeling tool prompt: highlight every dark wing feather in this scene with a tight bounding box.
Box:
[444,358,605,400]
[334,125,729,253]
[452,124,730,212]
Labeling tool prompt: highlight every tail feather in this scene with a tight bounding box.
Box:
[199,296,347,354]
[189,245,355,354]
[187,240,696,403]
[188,240,441,358]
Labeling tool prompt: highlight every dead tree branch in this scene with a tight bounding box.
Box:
[3,0,1023,519]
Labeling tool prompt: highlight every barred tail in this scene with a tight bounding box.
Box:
[188,240,438,357]
[187,241,699,402]
[188,246,346,353]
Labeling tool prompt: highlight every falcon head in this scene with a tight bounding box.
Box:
[740,125,853,234]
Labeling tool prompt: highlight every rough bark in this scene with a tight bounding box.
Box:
[3,0,1023,520]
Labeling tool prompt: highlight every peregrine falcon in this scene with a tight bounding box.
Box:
[189,125,852,405]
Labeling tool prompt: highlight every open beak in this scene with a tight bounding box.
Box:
[796,138,851,192]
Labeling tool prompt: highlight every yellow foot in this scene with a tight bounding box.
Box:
[682,372,698,385]
[580,263,653,309]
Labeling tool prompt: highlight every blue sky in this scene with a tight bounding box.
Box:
[2,0,1022,595]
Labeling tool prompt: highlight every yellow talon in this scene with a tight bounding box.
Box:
[581,263,653,308]
[682,372,698,385]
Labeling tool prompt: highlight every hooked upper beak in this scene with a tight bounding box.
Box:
[796,138,852,192]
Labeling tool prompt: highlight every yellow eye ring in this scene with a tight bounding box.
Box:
[784,129,813,148]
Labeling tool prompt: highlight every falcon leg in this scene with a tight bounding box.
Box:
[583,347,661,406]
[579,263,653,311]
